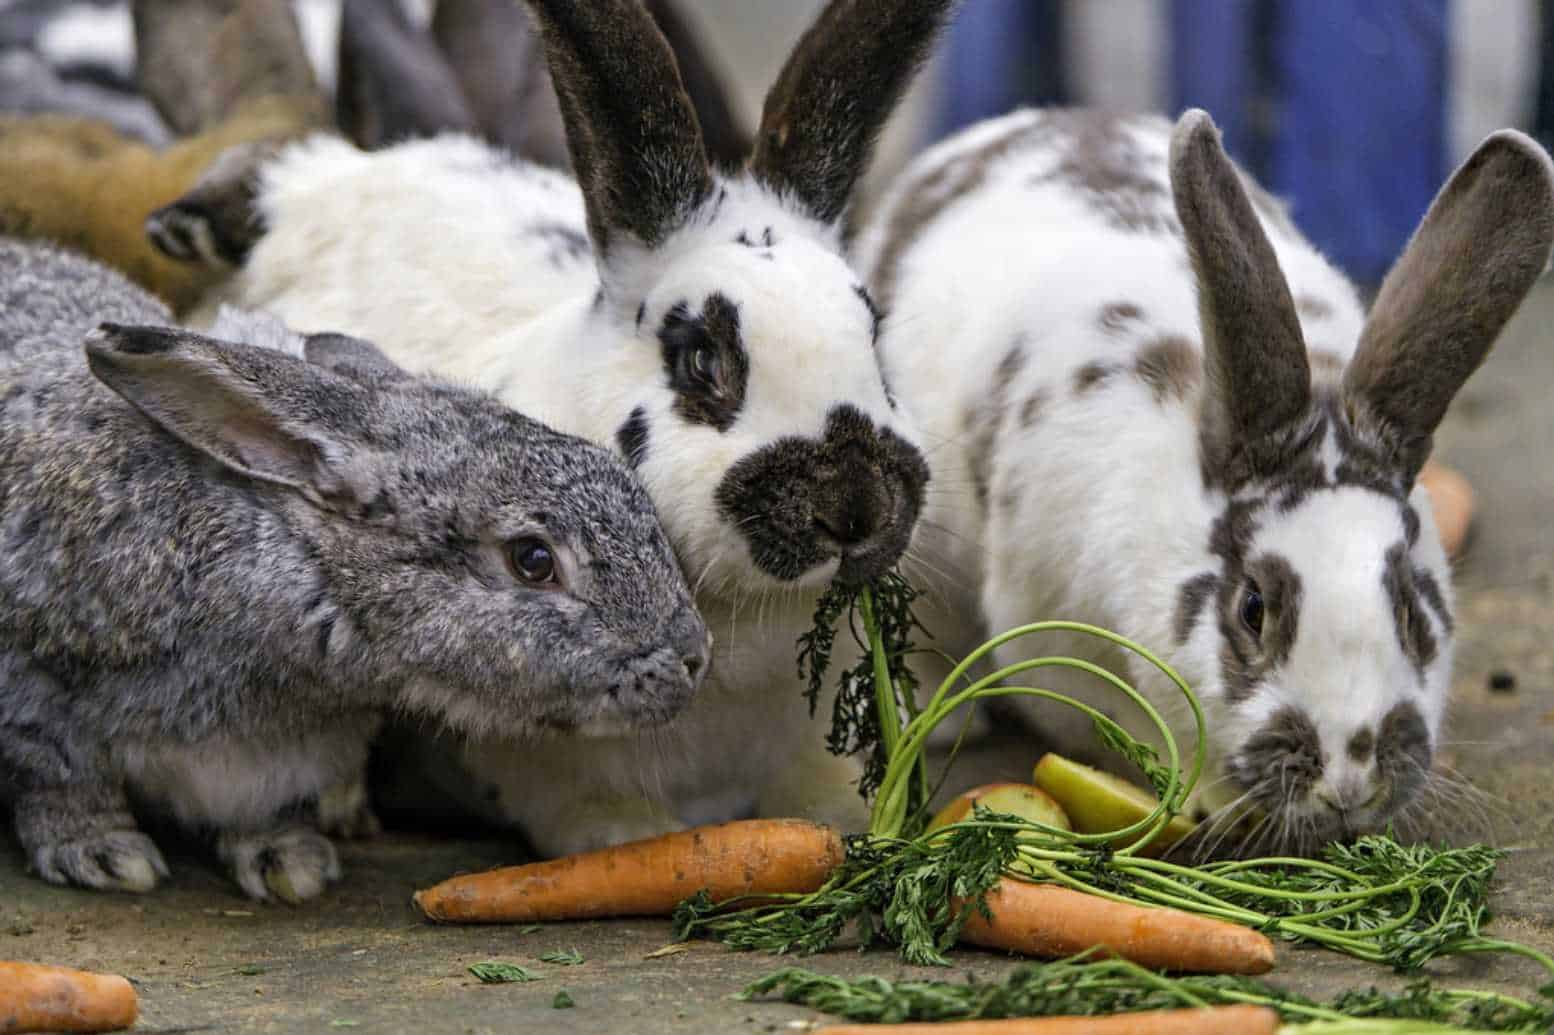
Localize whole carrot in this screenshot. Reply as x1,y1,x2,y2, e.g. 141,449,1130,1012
414,818,845,923
956,880,1276,975
817,1005,1279,1035
0,961,138,1034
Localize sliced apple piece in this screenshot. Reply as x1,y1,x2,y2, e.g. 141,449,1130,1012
928,782,1072,835
1033,753,1196,856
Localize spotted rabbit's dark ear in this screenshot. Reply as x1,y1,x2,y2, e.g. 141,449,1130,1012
131,0,325,136
1344,130,1554,484
1170,109,1311,491
336,0,479,150
522,0,712,256
749,0,958,226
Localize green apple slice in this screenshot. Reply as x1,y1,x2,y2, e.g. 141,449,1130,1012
1033,753,1196,856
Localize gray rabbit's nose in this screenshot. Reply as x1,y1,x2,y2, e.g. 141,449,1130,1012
677,622,714,690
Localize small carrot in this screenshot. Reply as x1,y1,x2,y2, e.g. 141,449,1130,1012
0,961,138,1034
817,1004,1279,1035
414,818,845,923
956,880,1276,975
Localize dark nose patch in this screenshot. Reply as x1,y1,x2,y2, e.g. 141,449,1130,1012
1346,727,1376,763
714,404,928,583
1229,706,1323,807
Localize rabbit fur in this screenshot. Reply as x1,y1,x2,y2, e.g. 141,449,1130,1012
0,237,709,898
167,0,956,855
854,108,1554,854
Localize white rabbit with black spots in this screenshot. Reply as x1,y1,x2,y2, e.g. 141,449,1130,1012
157,0,956,855
855,108,1554,854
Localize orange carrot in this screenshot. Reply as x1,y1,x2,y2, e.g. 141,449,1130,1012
0,961,138,1034
413,818,845,923
956,880,1276,975
1417,459,1475,560
817,1005,1279,1035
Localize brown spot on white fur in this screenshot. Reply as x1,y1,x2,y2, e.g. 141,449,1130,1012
1382,543,1438,676
965,340,1027,509
1133,334,1201,404
870,116,1047,310
1098,301,1146,335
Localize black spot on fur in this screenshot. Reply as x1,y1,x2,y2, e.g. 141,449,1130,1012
635,301,646,329
735,227,776,247
854,284,884,343
714,404,928,584
316,614,337,659
1346,727,1376,763
1173,571,1218,644
527,223,590,268
659,293,749,432
615,406,650,470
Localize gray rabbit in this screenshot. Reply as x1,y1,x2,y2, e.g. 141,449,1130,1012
0,238,709,901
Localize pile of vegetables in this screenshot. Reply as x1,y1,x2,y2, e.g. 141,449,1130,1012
414,572,1554,1033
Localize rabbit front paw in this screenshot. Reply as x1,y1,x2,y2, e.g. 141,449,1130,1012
31,830,170,894
217,827,342,903
313,777,382,840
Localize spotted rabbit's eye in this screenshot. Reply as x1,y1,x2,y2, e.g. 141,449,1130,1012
689,344,719,385
509,538,557,585
1241,583,1265,637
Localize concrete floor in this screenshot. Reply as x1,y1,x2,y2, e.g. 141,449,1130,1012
4,284,1554,1031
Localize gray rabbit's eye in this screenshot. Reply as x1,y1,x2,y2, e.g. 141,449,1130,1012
1241,582,1265,636
509,538,558,585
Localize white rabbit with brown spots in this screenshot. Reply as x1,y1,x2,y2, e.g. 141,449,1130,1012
855,108,1554,854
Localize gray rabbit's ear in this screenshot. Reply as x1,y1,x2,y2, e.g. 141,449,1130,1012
749,0,957,226
131,0,324,136
304,332,412,385
86,323,383,513
641,0,749,168
522,0,712,255
1170,108,1311,490
336,0,479,150
431,0,566,164
1344,130,1554,483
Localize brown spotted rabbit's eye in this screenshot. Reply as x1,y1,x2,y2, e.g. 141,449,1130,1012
509,538,557,585
1241,583,1265,636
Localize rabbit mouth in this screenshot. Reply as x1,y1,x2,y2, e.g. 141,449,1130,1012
714,404,929,585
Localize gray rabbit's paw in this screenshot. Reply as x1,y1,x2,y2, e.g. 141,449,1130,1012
218,828,342,904
31,830,170,894
314,779,382,840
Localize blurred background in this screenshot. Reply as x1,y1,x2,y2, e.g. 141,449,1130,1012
0,0,1548,288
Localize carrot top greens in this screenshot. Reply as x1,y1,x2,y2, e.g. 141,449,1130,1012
675,571,1554,1032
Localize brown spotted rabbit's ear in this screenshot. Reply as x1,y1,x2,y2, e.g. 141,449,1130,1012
1344,131,1554,483
749,0,958,226
336,0,479,151
1169,108,1311,490
522,0,712,256
131,0,324,136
